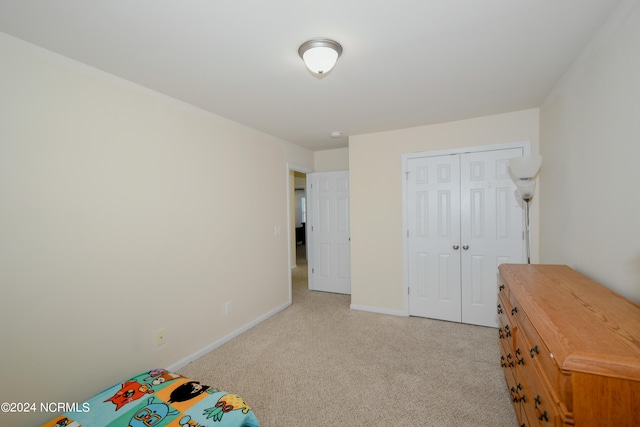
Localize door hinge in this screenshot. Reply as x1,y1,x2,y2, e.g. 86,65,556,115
407,230,409,238
408,287,410,295
405,171,410,180
312,268,314,274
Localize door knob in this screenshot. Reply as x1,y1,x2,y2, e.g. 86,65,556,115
462,245,469,250
453,245,459,250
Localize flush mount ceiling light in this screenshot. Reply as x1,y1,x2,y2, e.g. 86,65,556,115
298,38,343,76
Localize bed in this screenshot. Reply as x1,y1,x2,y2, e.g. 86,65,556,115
41,369,260,427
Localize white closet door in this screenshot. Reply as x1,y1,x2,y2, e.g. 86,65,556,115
406,147,525,327
460,148,524,327
407,155,461,322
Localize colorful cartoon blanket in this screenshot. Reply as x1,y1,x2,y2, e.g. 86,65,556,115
42,369,260,427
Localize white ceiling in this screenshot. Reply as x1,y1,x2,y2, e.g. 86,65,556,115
0,0,622,151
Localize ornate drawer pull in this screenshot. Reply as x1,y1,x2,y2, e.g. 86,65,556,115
530,345,539,358
513,387,525,403
534,395,549,421
511,306,518,315
497,304,503,314
499,284,505,291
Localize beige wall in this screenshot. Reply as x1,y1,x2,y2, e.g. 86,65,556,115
349,109,540,312
540,0,640,302
314,147,349,171
0,33,312,426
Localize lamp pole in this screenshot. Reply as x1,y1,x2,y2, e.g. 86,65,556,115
523,197,532,264
508,154,542,266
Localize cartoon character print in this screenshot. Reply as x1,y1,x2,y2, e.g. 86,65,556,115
52,417,71,427
168,381,211,403
146,369,167,378
128,397,179,427
202,394,252,422
178,414,208,427
142,369,183,387
104,380,154,410
105,369,183,410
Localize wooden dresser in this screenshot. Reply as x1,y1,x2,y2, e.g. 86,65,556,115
497,264,640,426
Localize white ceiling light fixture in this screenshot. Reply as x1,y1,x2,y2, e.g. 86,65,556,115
298,38,343,77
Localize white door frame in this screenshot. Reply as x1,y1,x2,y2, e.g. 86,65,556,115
401,141,531,316
286,163,313,304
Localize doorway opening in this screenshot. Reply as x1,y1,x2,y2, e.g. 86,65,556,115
290,169,309,301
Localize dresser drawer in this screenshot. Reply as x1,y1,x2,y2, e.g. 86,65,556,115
501,348,519,404
519,378,561,427
516,337,563,426
498,310,524,424
498,292,514,349
511,297,573,413
498,275,510,299
500,339,523,425
499,315,515,367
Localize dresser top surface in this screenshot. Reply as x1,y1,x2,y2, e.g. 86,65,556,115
499,264,640,378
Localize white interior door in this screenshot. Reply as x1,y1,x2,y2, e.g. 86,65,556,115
407,155,461,322
307,171,351,294
460,148,524,327
407,147,524,327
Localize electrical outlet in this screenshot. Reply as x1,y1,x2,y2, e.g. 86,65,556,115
156,329,166,346
225,301,232,314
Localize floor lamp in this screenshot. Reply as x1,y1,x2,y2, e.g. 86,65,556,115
508,155,542,264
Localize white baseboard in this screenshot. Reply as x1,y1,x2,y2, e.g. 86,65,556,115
167,300,292,372
350,304,408,317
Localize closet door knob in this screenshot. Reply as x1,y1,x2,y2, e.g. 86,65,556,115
462,245,469,250
453,245,459,250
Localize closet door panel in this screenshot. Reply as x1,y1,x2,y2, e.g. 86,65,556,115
460,149,524,327
407,155,461,322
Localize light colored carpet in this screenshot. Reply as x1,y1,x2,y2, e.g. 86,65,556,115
179,246,517,426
